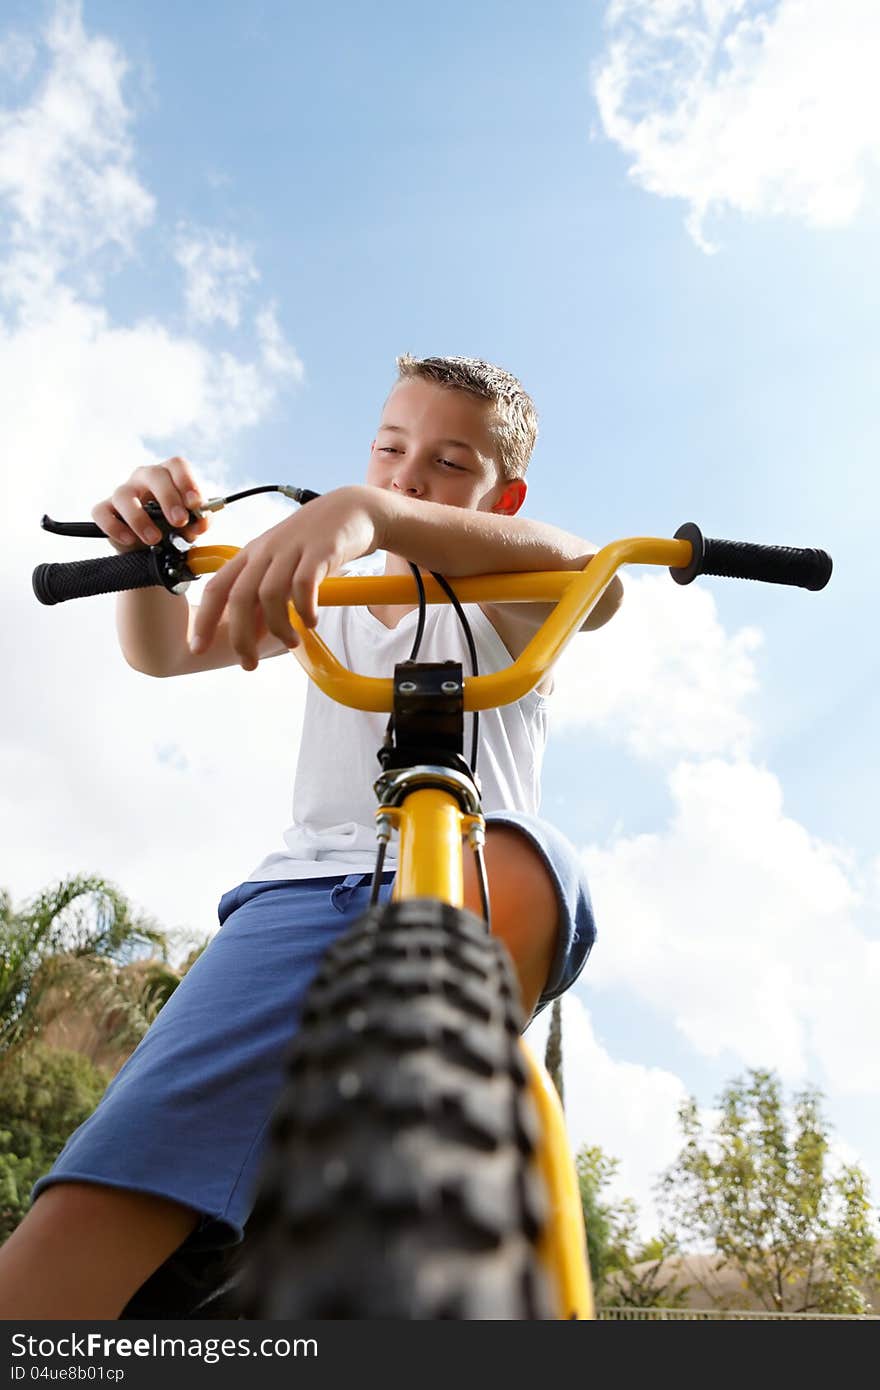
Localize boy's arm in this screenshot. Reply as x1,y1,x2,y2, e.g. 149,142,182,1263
190,485,623,669
384,508,623,667
366,487,624,665
116,587,289,677
94,457,291,676
371,492,623,687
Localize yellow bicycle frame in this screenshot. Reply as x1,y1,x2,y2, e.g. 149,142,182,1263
187,535,692,1319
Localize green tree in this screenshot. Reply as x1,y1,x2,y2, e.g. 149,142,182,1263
0,1042,109,1240
36,952,184,1065
614,1231,690,1309
0,874,168,1058
0,876,200,1245
577,1144,629,1297
576,1144,687,1309
657,1068,880,1314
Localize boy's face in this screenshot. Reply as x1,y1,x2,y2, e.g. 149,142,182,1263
366,379,526,516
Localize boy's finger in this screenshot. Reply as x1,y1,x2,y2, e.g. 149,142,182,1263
226,563,269,665
113,492,162,547
134,509,163,546
229,600,264,669
153,484,190,529
163,457,203,510
291,558,326,630
260,558,300,647
182,515,210,543
189,557,241,652
93,500,140,549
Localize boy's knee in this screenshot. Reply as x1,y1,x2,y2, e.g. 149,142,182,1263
463,824,560,1018
483,824,558,920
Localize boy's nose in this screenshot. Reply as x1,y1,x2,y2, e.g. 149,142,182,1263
391,472,425,497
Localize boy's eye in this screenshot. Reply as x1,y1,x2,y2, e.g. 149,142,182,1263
377,445,465,470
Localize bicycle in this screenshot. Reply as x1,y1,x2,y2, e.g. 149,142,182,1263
33,490,832,1319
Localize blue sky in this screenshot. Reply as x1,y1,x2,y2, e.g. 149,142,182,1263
2,0,878,1239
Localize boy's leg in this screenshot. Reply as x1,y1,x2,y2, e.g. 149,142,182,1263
2,876,398,1322
7,878,377,1322
462,824,558,1019
0,1183,198,1319
461,814,596,1022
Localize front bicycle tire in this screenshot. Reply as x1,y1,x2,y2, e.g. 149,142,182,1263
238,897,554,1319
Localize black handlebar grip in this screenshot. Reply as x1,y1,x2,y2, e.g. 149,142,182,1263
670,523,832,591
32,549,163,606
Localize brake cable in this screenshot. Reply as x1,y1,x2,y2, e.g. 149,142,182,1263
195,484,322,512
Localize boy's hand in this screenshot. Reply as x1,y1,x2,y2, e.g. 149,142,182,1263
189,486,385,670
92,459,210,553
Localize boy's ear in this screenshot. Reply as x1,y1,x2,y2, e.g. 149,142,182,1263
491,479,527,516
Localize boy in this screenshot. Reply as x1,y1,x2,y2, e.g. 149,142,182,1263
0,355,622,1318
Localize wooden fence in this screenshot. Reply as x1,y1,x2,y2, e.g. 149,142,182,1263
599,1306,879,1320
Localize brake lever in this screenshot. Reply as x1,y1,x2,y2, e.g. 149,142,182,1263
40,500,198,541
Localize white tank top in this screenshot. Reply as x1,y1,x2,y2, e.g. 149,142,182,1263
246,558,550,882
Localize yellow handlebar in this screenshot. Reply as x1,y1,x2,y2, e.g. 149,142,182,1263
187,536,691,712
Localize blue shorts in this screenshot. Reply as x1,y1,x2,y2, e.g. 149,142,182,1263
32,811,594,1253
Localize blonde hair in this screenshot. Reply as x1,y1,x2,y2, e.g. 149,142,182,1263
394,353,538,480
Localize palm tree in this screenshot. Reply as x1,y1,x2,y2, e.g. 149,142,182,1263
0,876,189,1241
544,996,564,1107
0,873,169,1061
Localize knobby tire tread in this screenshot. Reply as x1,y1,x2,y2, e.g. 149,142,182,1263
237,898,553,1320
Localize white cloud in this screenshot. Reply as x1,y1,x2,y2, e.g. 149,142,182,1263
0,3,307,943
0,30,37,81
256,303,305,382
526,995,689,1235
1,294,310,934
174,227,260,328
594,0,880,250
581,757,879,1092
0,0,154,301
871,856,880,915
552,572,762,761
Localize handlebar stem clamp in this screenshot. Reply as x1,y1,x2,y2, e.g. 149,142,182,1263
377,660,466,772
